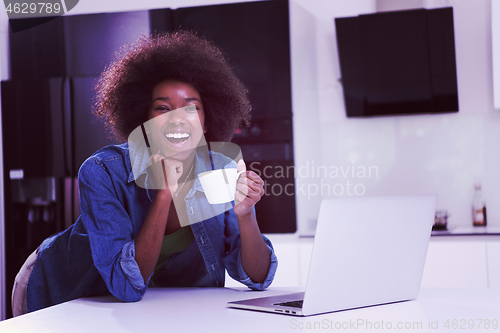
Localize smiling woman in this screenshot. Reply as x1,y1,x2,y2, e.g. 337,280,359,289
10,31,278,316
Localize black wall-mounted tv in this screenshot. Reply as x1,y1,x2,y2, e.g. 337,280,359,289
335,7,459,117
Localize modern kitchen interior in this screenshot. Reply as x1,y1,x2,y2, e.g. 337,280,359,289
0,0,499,324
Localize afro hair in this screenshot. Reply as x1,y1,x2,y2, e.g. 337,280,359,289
93,31,252,143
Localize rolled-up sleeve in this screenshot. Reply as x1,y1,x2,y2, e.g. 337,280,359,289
119,241,149,291
79,158,148,302
235,235,278,290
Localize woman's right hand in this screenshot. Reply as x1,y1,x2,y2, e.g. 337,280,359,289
149,154,183,195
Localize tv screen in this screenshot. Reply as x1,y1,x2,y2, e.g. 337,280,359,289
335,7,458,117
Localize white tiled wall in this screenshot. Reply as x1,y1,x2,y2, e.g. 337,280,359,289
291,0,500,235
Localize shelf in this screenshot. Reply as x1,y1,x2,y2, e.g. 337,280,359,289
432,226,500,236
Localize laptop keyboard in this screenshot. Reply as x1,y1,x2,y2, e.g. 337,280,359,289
274,299,304,308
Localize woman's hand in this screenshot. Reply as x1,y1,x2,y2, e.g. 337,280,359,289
149,153,183,194
234,159,264,217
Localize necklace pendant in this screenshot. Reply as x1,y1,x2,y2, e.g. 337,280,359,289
173,162,194,198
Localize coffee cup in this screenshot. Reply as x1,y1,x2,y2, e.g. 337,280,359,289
198,168,245,204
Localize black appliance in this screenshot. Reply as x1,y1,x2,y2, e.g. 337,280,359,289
335,7,459,117
2,0,295,318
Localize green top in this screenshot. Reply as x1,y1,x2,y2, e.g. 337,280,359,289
153,226,195,276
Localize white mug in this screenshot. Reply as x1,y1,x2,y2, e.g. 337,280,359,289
198,169,245,204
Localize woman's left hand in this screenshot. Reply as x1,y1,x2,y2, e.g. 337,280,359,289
234,159,264,217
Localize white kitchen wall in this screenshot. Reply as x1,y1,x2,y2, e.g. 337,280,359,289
290,0,376,234
291,0,500,235
494,0,500,109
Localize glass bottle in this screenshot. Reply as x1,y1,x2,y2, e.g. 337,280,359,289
472,183,487,227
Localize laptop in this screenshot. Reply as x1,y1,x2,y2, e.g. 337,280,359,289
227,194,437,316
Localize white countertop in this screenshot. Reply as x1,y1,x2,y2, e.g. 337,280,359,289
0,287,499,333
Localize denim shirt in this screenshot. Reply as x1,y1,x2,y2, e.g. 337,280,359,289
26,143,278,313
